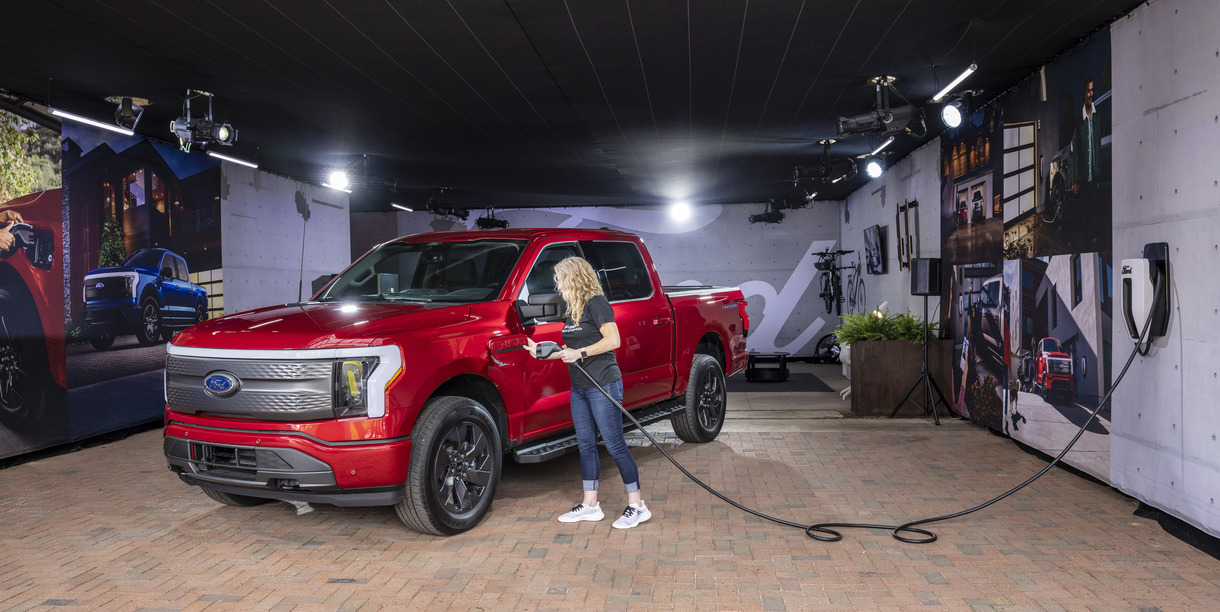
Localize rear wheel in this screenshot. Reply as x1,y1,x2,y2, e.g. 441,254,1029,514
671,354,726,443
813,333,840,364
136,298,161,346
0,285,49,430
396,396,502,535
202,487,272,507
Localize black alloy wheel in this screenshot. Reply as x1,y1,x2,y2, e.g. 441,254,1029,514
136,298,161,346
672,354,726,443
90,333,115,350
396,396,502,536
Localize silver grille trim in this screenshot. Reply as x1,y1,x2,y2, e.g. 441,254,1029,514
167,355,334,421
165,344,403,419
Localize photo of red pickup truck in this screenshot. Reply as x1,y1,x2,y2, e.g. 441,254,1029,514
163,228,748,535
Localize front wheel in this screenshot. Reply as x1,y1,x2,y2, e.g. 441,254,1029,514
136,298,161,346
90,333,115,351
0,285,49,430
671,354,726,443
396,396,502,536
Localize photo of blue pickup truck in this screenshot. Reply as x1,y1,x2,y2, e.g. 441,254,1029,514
82,248,208,350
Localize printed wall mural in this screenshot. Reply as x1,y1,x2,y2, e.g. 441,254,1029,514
940,31,1113,481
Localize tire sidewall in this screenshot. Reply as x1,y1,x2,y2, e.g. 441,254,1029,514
136,298,161,345
406,396,502,535
675,354,726,443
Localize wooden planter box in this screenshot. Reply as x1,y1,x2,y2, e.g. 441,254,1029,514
849,339,953,417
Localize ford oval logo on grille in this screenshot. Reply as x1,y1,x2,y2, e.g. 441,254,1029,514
96,281,104,289
204,371,241,398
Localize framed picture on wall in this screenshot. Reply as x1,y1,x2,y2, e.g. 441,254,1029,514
864,224,886,274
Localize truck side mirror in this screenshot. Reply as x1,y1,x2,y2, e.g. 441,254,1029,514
517,292,564,325
162,266,174,279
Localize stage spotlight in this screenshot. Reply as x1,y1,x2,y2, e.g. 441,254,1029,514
170,90,237,150
837,104,921,136
476,216,509,229
324,170,351,192
864,156,884,179
748,210,784,224
941,101,963,128
670,201,692,222
112,96,145,131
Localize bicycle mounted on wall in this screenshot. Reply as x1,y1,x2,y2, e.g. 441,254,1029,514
811,248,856,364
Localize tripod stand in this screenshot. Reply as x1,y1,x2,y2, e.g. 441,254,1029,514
889,295,951,425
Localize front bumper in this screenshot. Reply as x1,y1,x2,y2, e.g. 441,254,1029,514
83,303,140,334
164,423,412,506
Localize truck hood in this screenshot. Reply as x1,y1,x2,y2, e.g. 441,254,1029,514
85,265,154,276
173,301,473,350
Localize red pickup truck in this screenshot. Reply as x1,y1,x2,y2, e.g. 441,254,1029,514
164,228,748,534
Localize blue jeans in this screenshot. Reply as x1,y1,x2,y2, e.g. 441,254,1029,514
569,379,640,493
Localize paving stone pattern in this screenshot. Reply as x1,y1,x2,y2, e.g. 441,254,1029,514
1,401,1218,609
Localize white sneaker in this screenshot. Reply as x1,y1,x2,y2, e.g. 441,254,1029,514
558,503,604,523
612,503,651,529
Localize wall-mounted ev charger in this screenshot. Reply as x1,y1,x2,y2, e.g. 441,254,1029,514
1120,242,1170,354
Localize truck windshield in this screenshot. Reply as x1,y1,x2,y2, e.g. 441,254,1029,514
122,250,163,269
318,239,527,304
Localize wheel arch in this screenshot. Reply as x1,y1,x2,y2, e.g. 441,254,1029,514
429,373,509,449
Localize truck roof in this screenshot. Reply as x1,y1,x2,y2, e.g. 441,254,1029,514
391,227,641,243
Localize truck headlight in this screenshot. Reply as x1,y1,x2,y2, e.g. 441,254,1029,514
333,358,378,417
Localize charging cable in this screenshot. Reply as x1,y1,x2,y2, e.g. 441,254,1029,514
536,275,1160,543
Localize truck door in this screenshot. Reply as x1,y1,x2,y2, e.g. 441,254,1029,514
517,242,584,437
580,240,675,409
163,254,193,323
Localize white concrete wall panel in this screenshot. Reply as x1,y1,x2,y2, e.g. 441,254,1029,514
220,165,351,314
1110,0,1220,537
840,141,943,320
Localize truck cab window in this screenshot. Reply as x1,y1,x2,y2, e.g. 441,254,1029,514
520,243,581,301
580,241,652,301
320,239,525,304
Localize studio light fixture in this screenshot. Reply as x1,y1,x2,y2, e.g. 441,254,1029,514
793,139,857,185
323,170,351,192
837,76,924,137
51,107,135,136
864,155,884,179
476,208,509,229
391,203,413,212
109,96,146,131
170,89,237,151
669,201,692,222
749,210,784,224
207,150,258,169
931,63,977,103
941,100,964,128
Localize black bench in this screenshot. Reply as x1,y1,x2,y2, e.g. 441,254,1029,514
745,351,790,382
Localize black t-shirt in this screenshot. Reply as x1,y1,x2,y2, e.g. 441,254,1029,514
561,294,622,388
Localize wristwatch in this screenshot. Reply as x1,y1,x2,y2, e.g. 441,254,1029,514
581,349,588,359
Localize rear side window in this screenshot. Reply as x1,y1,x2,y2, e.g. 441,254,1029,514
581,241,652,302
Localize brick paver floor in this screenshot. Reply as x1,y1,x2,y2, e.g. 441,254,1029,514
2,393,1218,610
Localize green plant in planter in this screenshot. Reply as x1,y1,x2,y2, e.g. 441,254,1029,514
833,309,939,346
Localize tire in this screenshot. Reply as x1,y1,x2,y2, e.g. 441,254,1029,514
1044,178,1064,223
202,487,272,507
813,333,840,364
0,285,49,430
90,333,115,351
820,276,834,314
671,354,726,443
395,396,502,536
195,302,208,325
136,298,161,346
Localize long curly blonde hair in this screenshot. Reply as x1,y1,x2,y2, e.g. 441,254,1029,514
553,257,604,324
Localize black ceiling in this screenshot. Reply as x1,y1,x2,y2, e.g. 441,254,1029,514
1,0,1137,212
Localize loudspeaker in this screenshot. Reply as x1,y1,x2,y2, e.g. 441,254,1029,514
911,258,942,296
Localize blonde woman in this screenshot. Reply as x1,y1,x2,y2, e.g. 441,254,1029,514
525,256,650,529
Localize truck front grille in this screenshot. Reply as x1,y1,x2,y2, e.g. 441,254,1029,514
84,275,129,301
166,355,334,421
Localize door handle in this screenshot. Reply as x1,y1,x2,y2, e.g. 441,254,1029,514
653,317,672,326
